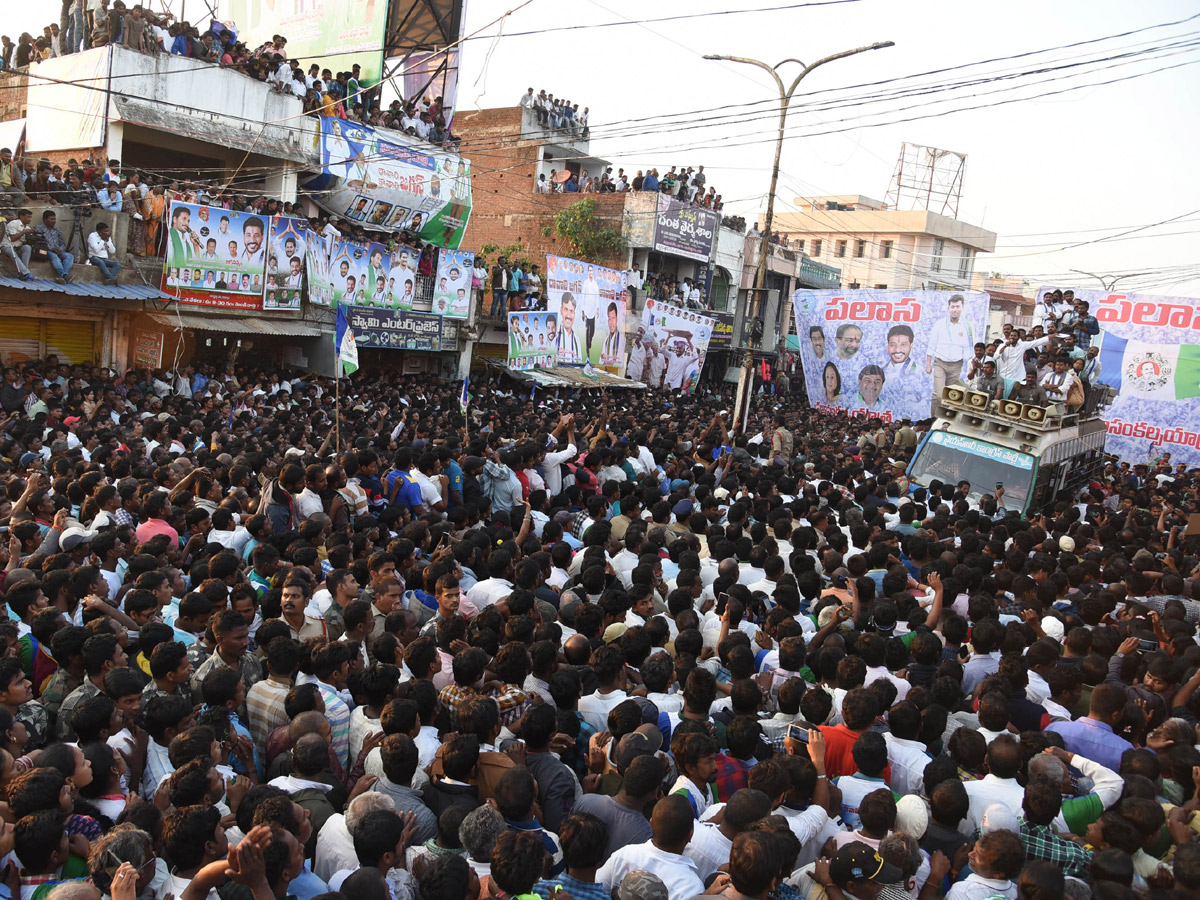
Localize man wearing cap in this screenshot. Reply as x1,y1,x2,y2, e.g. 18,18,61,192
813,840,911,900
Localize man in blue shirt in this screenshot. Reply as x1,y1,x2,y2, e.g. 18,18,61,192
442,448,463,508
386,447,425,514
1045,683,1131,772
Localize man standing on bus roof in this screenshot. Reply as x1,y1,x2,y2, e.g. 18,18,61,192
994,326,1049,400
925,294,976,415
1008,369,1047,406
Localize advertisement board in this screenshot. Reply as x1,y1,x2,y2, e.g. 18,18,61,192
1039,286,1200,466
652,194,718,263
629,299,716,393
541,255,629,376
708,311,736,349
792,289,989,423
217,0,387,81
264,216,308,311
161,201,266,311
349,306,443,351
133,331,164,369
433,249,474,318
319,118,472,248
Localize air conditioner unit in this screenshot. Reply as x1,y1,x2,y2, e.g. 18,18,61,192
965,391,990,410
942,386,966,406
1022,404,1047,423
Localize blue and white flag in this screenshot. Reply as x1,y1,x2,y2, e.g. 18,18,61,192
335,301,359,376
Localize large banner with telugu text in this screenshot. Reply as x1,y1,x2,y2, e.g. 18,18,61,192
1039,286,1200,466
792,289,989,423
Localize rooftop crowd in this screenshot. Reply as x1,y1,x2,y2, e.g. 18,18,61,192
536,164,721,211
2,14,458,151
0,344,1191,900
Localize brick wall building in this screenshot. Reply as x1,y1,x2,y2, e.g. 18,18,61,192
455,106,625,268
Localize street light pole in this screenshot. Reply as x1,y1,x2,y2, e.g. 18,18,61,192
706,42,894,433
1068,269,1149,292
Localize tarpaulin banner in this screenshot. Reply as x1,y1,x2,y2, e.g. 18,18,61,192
318,118,471,248
792,289,989,422
161,201,266,311
507,311,560,371
305,231,334,307
264,216,308,311
630,299,716,393
1038,286,1200,466
433,249,474,318
541,255,629,376
326,236,421,309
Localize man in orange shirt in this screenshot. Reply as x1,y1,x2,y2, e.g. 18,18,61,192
818,686,891,781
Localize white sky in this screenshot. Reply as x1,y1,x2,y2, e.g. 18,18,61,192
8,0,1199,296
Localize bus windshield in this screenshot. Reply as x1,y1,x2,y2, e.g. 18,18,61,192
908,430,1035,511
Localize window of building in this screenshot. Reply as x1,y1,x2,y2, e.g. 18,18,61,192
880,240,893,259
793,239,804,253
874,284,888,289
849,282,861,289
811,239,822,258
931,238,945,272
855,240,865,258
835,240,847,258
958,246,973,279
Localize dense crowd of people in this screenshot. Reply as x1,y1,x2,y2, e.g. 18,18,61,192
520,89,589,139
0,352,1190,900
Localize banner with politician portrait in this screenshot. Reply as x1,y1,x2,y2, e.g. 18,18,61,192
161,201,267,310
263,216,307,311
432,249,474,318
506,312,560,371
629,299,716,394
792,289,989,422
318,117,472,248
1037,286,1200,467
543,255,628,376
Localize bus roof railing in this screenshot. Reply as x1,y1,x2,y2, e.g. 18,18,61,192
934,385,1115,434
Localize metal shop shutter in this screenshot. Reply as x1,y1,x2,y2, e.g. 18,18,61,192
45,320,96,365
0,318,42,367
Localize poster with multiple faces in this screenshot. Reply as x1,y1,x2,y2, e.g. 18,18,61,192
541,255,629,376
305,231,334,307
263,216,308,311
433,249,474,318
507,311,560,370
326,236,423,309
161,201,268,310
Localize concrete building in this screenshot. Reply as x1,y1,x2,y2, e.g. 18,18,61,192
768,194,997,292
0,44,468,378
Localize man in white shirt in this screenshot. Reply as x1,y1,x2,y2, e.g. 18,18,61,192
597,795,704,900
87,222,121,284
577,645,628,733
1040,357,1078,410
882,707,930,796
960,735,1025,837
925,293,975,415
579,266,602,360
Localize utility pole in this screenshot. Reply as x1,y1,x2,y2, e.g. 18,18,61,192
705,42,894,433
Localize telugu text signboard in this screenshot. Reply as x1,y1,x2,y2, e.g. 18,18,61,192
652,195,718,263
348,306,443,351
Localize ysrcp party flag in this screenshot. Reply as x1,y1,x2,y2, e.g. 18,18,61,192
1040,286,1200,465
335,301,359,376
792,289,988,423
263,216,307,311
433,249,474,318
161,201,267,310
543,255,629,376
633,299,716,394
